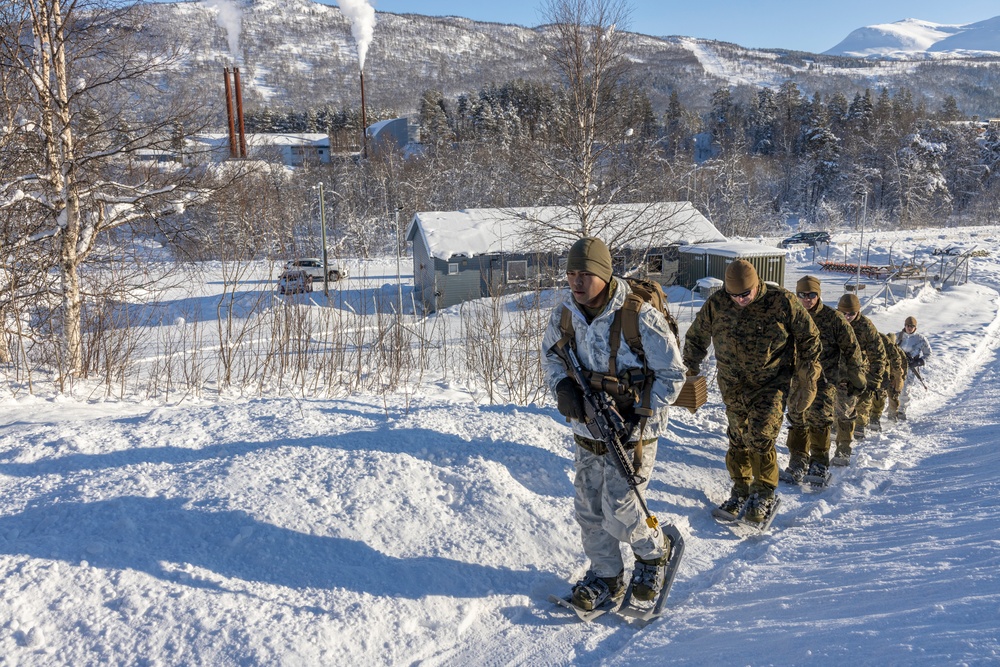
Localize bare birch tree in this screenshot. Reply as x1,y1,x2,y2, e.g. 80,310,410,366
0,0,221,379
516,0,688,254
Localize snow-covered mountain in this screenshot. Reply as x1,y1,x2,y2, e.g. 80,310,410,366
137,1,1000,119
825,15,1000,58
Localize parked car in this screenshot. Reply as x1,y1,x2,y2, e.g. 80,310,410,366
779,231,831,248
283,258,346,282
277,270,313,294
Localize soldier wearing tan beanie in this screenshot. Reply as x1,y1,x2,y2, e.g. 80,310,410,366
831,292,886,460
724,259,759,300
684,259,821,525
897,315,931,420
783,276,865,484
796,275,821,295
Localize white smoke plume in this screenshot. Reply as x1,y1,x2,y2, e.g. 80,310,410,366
204,0,243,61
337,0,377,72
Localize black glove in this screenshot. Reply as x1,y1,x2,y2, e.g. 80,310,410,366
911,355,925,368
556,377,585,422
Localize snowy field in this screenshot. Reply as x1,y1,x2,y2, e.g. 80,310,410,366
2,226,999,666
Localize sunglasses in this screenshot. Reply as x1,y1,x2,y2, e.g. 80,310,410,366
905,324,916,329
797,292,819,299
843,311,858,319
726,288,753,299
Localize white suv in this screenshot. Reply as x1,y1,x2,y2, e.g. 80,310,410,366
283,258,346,282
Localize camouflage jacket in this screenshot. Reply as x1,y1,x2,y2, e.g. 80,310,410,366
849,313,887,390
809,301,866,390
897,329,932,362
683,281,821,393
541,279,687,442
881,333,906,393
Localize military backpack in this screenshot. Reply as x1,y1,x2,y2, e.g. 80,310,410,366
558,276,680,421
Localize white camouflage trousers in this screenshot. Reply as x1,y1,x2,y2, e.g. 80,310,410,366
899,368,921,413
574,439,665,578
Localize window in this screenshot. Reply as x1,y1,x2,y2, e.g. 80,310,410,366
507,260,528,282
448,263,459,275
646,254,664,274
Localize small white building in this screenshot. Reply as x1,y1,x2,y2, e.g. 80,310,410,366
189,133,333,165
406,202,726,313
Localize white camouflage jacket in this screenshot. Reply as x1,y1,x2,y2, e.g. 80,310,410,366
541,279,687,442
897,329,932,362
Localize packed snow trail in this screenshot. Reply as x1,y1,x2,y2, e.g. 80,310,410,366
2,229,1000,665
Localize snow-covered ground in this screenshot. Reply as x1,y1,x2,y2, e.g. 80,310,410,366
2,226,1000,665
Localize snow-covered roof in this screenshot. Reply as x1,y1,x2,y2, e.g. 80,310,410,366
406,202,726,261
679,240,784,257
191,133,330,148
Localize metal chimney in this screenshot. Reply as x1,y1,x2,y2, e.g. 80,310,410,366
224,68,238,159
360,70,368,159
233,67,248,159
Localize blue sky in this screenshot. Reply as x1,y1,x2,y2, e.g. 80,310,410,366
323,1,999,53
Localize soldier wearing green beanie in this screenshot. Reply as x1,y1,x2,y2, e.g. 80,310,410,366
541,237,687,611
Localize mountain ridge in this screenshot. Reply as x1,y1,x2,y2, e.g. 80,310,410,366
825,15,1000,58
140,1,1000,120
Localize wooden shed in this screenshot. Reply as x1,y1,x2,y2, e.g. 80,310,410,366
678,241,787,290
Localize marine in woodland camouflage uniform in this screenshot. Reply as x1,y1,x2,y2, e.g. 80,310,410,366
684,260,821,522
872,331,906,426
784,276,866,480
833,294,887,461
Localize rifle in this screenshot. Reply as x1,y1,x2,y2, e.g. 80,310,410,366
905,353,929,390
551,339,660,534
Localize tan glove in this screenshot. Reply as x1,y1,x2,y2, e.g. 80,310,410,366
787,362,819,414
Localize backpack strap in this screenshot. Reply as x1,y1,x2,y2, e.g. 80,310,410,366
558,304,575,348
619,294,644,360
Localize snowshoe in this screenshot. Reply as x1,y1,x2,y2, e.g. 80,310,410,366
802,461,831,486
733,494,781,531
712,488,748,521
779,460,807,485
618,525,685,623
549,570,625,622
571,570,624,611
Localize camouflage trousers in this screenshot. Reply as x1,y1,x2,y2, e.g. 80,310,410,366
834,388,859,454
574,437,664,578
721,383,786,494
870,388,892,422
854,389,878,428
786,382,836,465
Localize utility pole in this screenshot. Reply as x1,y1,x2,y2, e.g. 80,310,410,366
395,207,403,314
319,182,329,299
856,191,867,293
